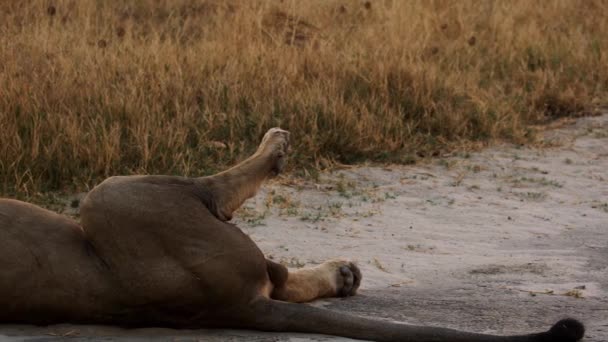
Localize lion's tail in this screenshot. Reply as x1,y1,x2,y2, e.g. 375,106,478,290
240,298,584,342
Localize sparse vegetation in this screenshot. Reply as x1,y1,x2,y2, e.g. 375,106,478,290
563,289,584,299
516,177,563,188
236,206,269,227
591,202,608,213
372,258,389,273
1,0,607,196
514,191,547,201
450,171,467,186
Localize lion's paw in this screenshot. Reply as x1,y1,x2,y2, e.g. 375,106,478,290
258,127,290,175
320,259,362,297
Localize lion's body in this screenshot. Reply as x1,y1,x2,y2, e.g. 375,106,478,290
78,175,270,327
0,128,585,342
0,176,271,327
0,199,113,323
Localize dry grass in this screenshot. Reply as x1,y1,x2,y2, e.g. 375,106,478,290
1,0,607,196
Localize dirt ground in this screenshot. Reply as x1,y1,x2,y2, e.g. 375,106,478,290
1,113,607,341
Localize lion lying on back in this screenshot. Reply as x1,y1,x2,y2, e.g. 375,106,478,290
0,128,584,341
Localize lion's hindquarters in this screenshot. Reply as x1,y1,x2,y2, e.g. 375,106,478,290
79,179,271,325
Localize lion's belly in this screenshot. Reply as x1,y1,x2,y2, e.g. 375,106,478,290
0,199,116,324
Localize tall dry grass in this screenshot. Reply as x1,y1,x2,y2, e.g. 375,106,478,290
1,0,607,196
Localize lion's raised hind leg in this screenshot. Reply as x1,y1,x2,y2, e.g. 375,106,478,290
267,259,361,303
198,128,290,221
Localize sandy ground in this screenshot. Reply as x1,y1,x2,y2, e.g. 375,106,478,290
1,113,607,341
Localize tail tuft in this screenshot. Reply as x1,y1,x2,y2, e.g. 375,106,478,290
546,318,585,342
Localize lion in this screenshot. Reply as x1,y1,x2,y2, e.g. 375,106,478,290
0,128,584,341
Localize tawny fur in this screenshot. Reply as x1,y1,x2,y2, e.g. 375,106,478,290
199,128,290,221
270,259,361,303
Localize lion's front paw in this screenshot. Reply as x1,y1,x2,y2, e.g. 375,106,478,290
258,127,290,175
320,259,362,297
